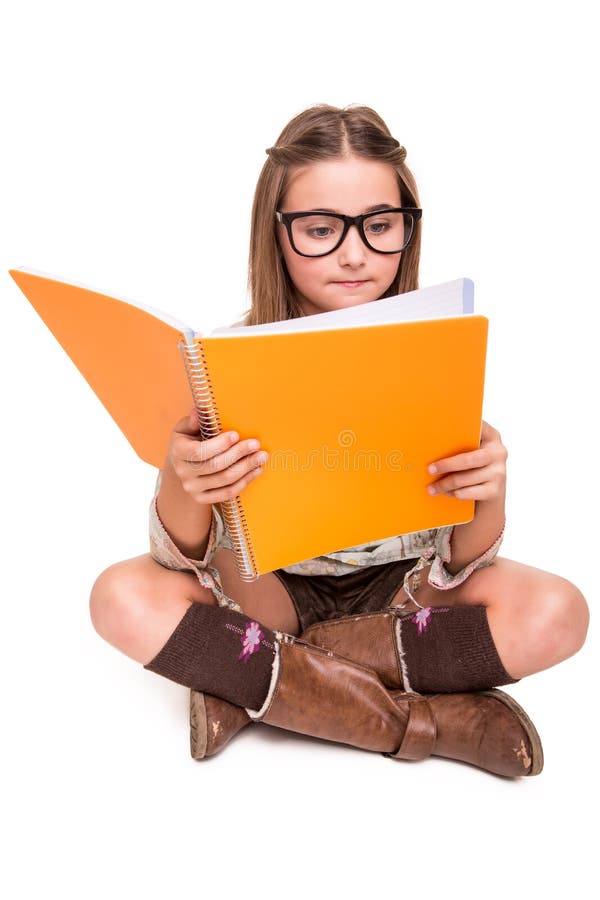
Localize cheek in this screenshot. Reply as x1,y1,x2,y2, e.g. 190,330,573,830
381,254,402,285
284,252,325,290
279,233,307,280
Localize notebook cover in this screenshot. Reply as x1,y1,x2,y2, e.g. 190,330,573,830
10,269,192,467
199,315,488,574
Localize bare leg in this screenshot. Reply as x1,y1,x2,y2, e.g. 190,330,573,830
390,556,589,680
89,550,301,665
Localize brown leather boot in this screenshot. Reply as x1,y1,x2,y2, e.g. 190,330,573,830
189,691,252,760
391,688,543,776
245,632,543,777
188,619,342,760
301,609,405,688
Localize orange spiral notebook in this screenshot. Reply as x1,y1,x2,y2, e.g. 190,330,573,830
9,268,488,580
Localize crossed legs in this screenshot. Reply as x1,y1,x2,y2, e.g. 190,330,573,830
89,549,588,682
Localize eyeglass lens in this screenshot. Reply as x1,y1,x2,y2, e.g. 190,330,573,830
290,211,415,256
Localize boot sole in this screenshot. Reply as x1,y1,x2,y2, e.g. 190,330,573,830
478,688,544,775
189,690,208,760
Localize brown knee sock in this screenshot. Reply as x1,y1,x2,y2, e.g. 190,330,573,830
143,603,278,711
397,605,518,693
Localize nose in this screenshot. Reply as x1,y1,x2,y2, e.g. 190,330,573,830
337,224,368,268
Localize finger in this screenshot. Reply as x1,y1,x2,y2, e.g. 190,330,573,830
192,463,265,504
428,447,492,475
179,433,266,479
197,437,265,473
428,464,495,495
191,445,267,485
176,429,241,467
480,420,501,445
173,408,203,435
444,482,497,501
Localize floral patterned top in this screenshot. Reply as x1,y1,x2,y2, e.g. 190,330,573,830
148,311,505,615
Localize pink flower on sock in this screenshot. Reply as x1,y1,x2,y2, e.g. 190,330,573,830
412,607,432,635
239,621,264,662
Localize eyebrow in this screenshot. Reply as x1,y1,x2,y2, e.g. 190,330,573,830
312,203,397,214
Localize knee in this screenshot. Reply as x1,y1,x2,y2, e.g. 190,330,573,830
536,578,590,663
89,561,147,647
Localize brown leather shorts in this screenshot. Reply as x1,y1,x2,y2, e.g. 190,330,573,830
272,559,417,633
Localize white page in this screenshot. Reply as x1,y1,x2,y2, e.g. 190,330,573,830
208,277,474,337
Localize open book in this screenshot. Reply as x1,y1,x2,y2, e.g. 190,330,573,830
9,268,487,580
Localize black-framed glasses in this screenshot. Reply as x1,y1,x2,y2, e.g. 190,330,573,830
275,207,422,258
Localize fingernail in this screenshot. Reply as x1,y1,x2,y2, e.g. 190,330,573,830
427,485,437,495
230,432,239,443
428,464,438,474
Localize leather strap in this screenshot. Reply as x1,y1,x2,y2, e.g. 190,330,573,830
387,693,436,760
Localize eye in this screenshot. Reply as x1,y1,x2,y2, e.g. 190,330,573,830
294,215,343,242
365,219,391,235
307,225,335,238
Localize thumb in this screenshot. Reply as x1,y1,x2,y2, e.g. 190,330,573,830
174,407,201,435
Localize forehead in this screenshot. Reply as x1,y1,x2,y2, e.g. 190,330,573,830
283,156,401,213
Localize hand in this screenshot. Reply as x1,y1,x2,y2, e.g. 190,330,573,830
426,420,507,502
167,409,269,504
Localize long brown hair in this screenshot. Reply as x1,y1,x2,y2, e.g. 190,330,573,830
244,104,421,326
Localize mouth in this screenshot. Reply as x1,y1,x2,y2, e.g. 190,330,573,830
332,280,370,288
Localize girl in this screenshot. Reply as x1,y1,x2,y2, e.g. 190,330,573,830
89,104,589,777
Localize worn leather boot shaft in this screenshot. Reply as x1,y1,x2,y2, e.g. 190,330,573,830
302,610,402,688
248,634,543,777
190,691,252,760
248,634,422,755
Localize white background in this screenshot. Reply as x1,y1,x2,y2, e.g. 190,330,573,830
1,1,597,898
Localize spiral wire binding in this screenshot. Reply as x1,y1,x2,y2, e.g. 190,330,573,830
179,336,258,581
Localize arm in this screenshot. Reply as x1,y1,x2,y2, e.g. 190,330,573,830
148,417,221,582
424,420,507,587
149,470,242,610
149,467,222,576
156,453,213,560
445,491,506,576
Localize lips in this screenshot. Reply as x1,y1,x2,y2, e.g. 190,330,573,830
333,280,369,287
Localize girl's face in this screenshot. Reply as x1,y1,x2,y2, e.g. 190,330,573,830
277,156,403,316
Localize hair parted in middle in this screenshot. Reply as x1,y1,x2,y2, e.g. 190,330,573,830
243,103,422,326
